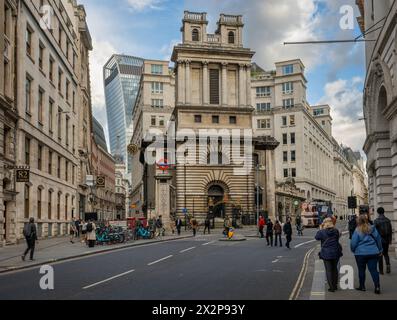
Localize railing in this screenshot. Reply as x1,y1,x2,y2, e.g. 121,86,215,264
220,14,242,24
184,11,206,21
207,34,220,43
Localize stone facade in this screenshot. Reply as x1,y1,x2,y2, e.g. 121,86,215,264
0,0,18,246
0,0,94,244
357,0,397,253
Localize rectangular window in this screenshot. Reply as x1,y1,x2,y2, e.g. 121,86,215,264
283,64,294,75
72,125,75,152
65,160,69,182
283,151,288,163
209,69,220,105
25,77,32,114
72,166,75,185
58,108,62,140
229,116,237,125
256,103,271,112
283,134,288,145
151,99,164,108
291,151,296,162
282,116,287,126
282,82,294,94
283,169,289,178
194,115,202,123
290,115,296,126
257,119,271,129
151,82,163,94
66,116,70,146
159,117,165,127
72,91,75,112
283,99,295,109
292,168,297,178
25,137,30,165
26,26,33,56
38,88,44,124
256,87,271,97
57,156,61,179
58,69,63,93
37,188,42,220
49,57,54,82
38,145,43,171
39,43,44,70
49,99,54,133
151,64,163,75
48,150,53,175
66,79,70,102
212,116,219,124
151,116,156,126
48,191,52,220
24,185,30,219
57,193,61,220
291,133,296,145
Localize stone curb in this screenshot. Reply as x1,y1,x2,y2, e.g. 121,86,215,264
0,235,193,275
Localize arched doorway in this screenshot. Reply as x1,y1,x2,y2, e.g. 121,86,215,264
208,185,226,219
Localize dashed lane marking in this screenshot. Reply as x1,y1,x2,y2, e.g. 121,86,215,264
180,247,196,253
83,269,135,290
147,255,173,266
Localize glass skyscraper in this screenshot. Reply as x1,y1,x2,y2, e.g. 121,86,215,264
103,54,144,177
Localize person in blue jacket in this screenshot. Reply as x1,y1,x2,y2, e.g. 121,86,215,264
351,215,383,294
315,218,343,292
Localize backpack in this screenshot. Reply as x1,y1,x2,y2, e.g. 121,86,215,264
86,223,93,233
23,223,32,238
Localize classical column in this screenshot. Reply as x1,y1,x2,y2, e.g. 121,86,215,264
202,61,209,105
246,63,252,107
177,60,185,105
185,60,191,105
222,62,228,106
238,64,246,107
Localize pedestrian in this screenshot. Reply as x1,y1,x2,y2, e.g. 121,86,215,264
22,218,38,261
156,216,164,237
86,220,97,248
266,219,274,247
348,215,357,240
283,218,293,249
315,218,343,292
204,216,211,235
258,215,265,239
74,218,81,238
374,207,393,275
351,215,383,294
69,219,77,244
176,217,183,236
191,217,198,237
296,215,303,236
274,221,283,247
81,220,88,244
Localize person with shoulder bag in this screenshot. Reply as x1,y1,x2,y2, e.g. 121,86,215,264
315,218,343,292
22,218,38,261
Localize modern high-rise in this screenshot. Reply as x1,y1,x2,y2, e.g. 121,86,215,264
103,54,144,179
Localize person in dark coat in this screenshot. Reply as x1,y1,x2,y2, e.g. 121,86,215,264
374,207,393,275
203,217,211,235
348,215,357,239
175,218,183,236
315,218,343,292
283,218,293,249
266,219,274,247
22,218,38,261
274,221,283,247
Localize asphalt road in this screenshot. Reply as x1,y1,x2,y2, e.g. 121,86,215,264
0,228,322,300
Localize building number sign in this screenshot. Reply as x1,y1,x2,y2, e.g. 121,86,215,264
16,169,30,183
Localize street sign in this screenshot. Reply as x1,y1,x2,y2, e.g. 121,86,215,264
96,176,106,188
86,175,95,187
16,169,30,183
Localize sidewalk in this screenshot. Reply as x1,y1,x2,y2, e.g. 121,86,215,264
0,231,194,274
310,234,397,300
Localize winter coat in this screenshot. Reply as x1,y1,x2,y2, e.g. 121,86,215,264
266,222,274,234
283,222,292,236
374,215,393,244
315,228,343,260
351,226,383,256
274,223,282,235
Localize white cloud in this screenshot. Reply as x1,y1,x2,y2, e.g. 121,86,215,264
126,0,165,11
317,78,366,152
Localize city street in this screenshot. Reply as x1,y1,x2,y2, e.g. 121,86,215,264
0,227,322,300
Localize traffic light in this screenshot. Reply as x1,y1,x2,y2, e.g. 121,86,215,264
348,196,357,209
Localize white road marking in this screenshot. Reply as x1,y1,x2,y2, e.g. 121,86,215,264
294,240,317,249
180,247,196,253
202,241,215,246
289,247,316,300
272,259,279,264
83,269,135,290
148,255,173,266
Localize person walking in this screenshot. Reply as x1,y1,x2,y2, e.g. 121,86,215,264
348,215,357,240
204,216,211,235
74,219,81,239
22,218,38,261
274,221,283,247
315,218,343,292
266,219,274,247
176,218,183,236
258,216,266,239
283,218,293,250
191,218,198,237
351,215,383,294
86,220,97,248
156,216,164,237
296,215,303,236
69,219,77,244
374,207,393,275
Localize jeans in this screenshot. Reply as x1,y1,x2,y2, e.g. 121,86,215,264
323,259,339,290
355,255,380,289
379,240,391,272
266,233,274,246
275,234,282,247
286,235,292,248
23,237,36,260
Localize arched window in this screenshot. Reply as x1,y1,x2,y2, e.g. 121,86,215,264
192,28,199,41
228,31,235,44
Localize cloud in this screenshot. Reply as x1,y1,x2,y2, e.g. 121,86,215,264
160,39,179,61
317,77,366,152
126,0,165,11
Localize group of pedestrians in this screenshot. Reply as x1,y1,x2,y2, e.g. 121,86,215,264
258,216,293,249
316,207,393,295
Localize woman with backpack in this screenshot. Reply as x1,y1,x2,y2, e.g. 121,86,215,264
315,218,343,292
86,220,97,248
351,215,383,294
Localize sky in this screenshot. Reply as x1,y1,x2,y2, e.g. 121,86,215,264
80,0,367,153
